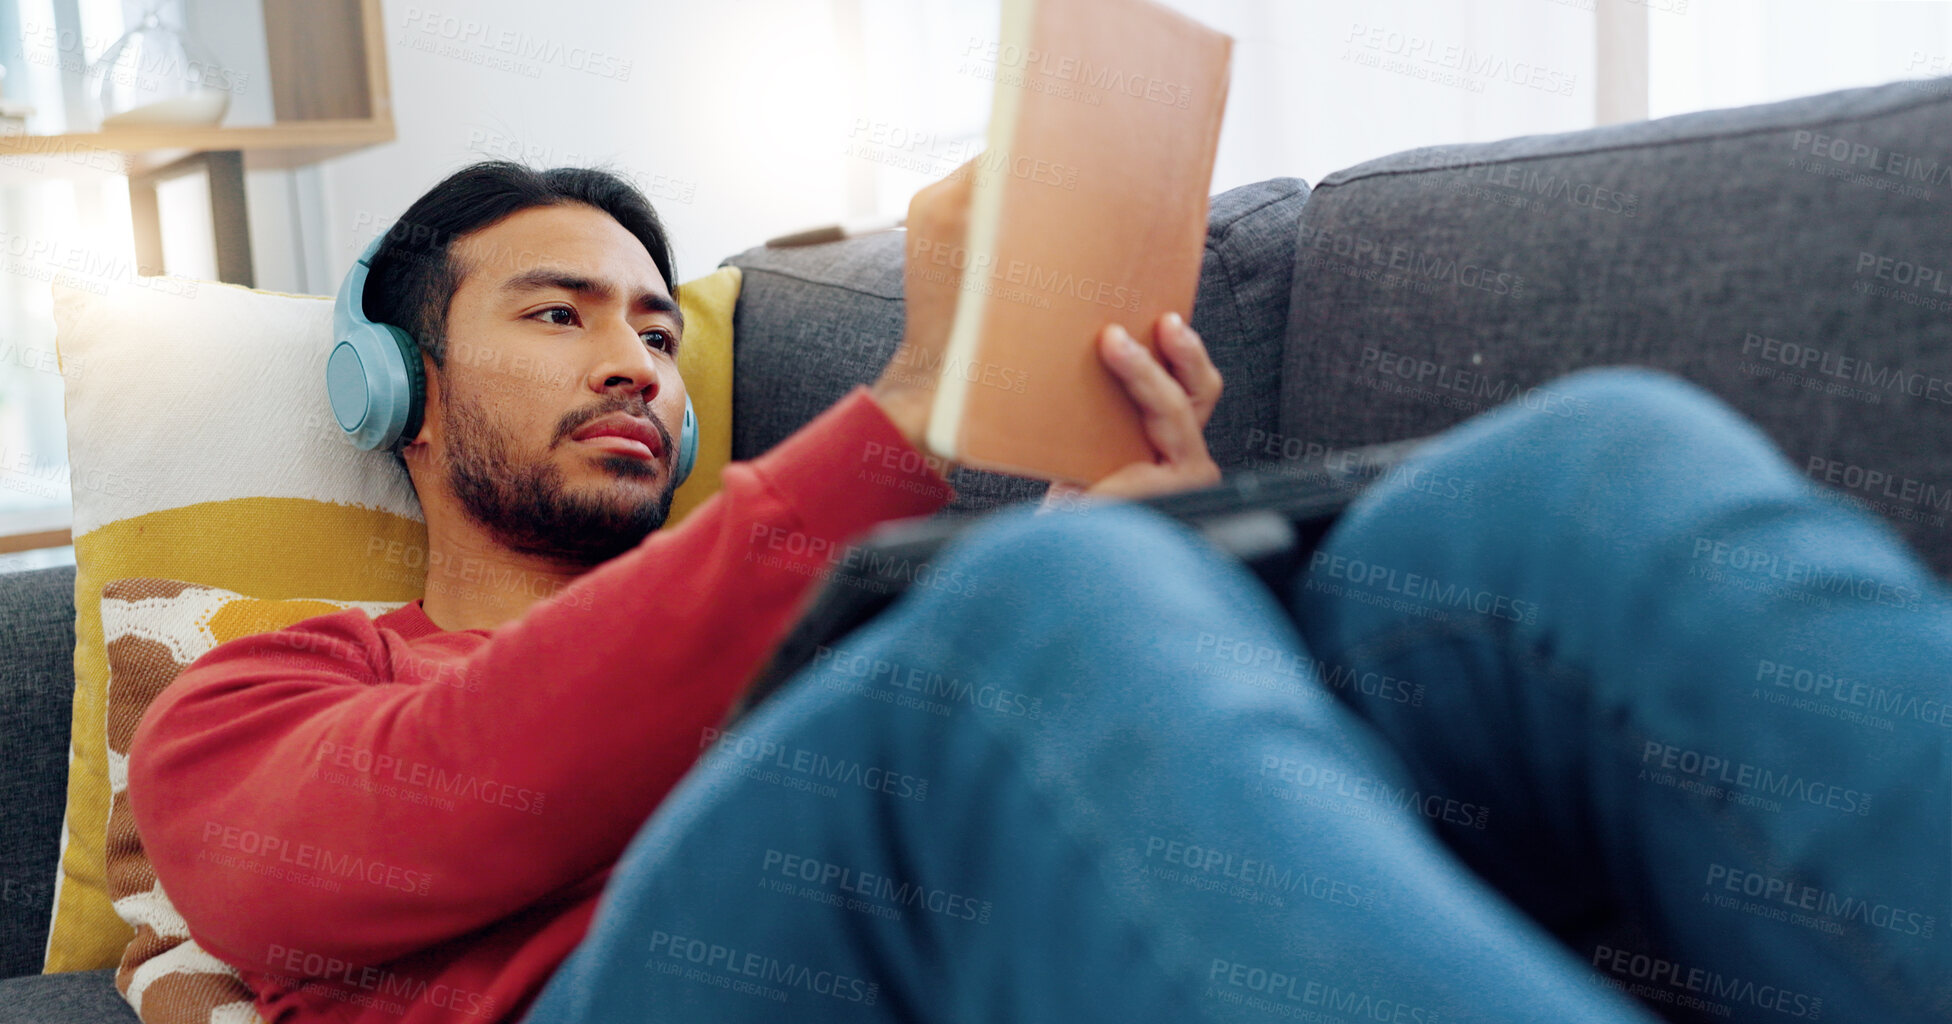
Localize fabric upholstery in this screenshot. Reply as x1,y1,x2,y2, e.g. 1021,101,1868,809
1282,76,1952,573
0,565,76,979
722,178,1313,517
0,970,139,1024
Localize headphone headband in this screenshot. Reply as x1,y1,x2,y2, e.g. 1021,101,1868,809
326,222,697,486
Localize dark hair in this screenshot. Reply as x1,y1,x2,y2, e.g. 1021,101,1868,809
363,160,679,380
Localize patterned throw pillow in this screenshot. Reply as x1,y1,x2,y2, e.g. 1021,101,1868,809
102,577,407,1024
47,266,741,974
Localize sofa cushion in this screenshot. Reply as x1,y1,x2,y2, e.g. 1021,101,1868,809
723,177,1311,517
1281,76,1952,573
101,578,404,1024
0,970,139,1024
0,565,75,980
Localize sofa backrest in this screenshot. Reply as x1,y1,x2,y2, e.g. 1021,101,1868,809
1282,77,1952,574
722,178,1312,517
0,564,78,978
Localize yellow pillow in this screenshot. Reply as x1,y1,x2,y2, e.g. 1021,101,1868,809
45,266,740,973
104,578,409,1024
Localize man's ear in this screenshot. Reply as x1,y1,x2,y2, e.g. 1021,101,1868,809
402,350,440,454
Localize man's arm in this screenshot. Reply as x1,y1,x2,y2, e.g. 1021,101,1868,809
129,385,953,970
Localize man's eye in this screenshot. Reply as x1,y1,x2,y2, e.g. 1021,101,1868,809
642,329,676,353
536,307,577,327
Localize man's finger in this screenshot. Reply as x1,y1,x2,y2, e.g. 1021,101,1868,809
1153,313,1223,423
1103,323,1204,465
904,160,977,268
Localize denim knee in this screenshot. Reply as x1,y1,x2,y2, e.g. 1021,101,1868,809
1411,367,1787,498
863,499,1300,704
1291,367,1817,656
935,499,1238,608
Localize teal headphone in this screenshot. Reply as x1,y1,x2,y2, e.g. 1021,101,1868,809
327,228,698,486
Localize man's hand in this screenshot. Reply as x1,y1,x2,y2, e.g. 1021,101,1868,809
869,159,977,475
1040,312,1224,511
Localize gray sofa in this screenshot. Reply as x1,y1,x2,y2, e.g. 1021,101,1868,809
5,74,1952,1021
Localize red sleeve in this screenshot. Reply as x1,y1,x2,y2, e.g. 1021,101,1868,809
128,385,956,969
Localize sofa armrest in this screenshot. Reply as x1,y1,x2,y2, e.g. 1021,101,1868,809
0,566,78,979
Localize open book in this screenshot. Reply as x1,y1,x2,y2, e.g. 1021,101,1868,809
923,0,1233,484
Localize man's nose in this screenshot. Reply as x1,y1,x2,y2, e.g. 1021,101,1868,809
588,321,661,401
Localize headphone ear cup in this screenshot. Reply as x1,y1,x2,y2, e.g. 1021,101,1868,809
386,324,427,448
675,394,698,487
327,321,424,452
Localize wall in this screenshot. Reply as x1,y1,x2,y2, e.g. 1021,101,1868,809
302,0,1607,292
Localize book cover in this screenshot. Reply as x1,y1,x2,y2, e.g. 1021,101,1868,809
924,0,1233,484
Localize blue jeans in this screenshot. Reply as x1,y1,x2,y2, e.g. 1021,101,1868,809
524,369,1950,1024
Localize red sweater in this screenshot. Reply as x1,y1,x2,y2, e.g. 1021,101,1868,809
128,386,956,1024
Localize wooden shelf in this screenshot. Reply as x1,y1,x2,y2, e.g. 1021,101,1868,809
0,118,396,154
0,118,396,174
0,526,71,555
0,506,73,555
0,0,393,173
0,119,395,155
0,0,401,285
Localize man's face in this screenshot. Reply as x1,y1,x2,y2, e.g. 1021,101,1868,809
415,203,686,567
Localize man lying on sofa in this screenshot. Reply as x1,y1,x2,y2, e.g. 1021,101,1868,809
123,157,1225,1021
130,160,1949,1024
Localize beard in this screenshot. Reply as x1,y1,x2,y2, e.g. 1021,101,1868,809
440,387,678,568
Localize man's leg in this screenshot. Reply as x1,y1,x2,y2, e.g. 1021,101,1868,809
524,498,1660,1023
1286,367,1952,1023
